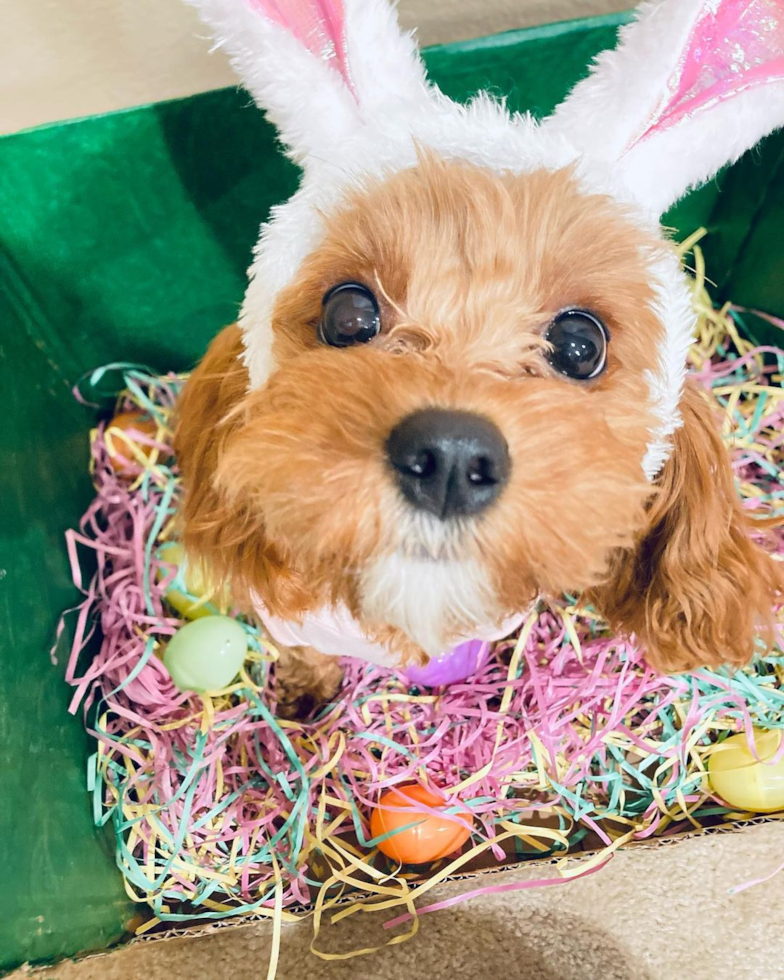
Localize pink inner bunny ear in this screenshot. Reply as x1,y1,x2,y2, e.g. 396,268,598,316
628,0,784,149
247,0,354,92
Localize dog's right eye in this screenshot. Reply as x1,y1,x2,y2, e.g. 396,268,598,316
544,309,608,380
319,282,381,348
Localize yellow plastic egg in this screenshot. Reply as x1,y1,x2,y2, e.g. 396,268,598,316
707,728,784,813
156,542,221,619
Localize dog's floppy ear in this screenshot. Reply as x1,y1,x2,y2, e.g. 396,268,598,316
185,0,430,167
174,325,305,610
590,382,781,672
545,0,784,216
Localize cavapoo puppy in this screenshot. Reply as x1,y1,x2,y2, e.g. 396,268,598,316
175,0,784,714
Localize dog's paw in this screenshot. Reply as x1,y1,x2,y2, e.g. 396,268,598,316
274,646,344,720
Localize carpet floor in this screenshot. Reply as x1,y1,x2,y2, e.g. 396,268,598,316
14,820,784,980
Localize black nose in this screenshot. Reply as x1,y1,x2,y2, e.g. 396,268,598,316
386,409,510,519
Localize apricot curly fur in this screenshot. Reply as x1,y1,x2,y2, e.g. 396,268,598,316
589,382,783,671
174,325,309,615
175,157,779,695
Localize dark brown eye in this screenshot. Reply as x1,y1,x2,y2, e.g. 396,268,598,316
545,309,608,380
319,282,381,348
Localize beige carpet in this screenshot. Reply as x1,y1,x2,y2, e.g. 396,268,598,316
15,821,784,980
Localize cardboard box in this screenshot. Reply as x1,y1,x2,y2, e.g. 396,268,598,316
2,10,783,974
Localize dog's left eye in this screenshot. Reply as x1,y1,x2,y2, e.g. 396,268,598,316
319,282,381,348
544,309,608,380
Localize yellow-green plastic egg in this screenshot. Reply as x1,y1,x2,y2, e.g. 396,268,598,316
163,616,248,693
707,728,784,813
156,542,218,620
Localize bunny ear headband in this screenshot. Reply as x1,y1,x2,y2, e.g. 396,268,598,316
188,0,784,478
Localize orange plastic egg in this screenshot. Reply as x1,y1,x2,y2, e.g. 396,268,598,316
105,411,160,473
369,785,472,864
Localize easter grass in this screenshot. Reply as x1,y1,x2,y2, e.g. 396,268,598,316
61,235,784,962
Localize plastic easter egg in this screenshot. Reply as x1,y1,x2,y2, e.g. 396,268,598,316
163,616,248,693
106,411,159,473
369,785,472,864
405,639,490,687
708,728,784,813
156,542,219,620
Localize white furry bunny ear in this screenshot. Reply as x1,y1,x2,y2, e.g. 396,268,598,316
546,0,784,216
186,0,429,167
